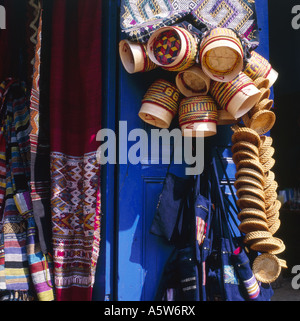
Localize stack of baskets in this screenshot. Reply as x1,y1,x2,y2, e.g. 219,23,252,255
231,126,286,284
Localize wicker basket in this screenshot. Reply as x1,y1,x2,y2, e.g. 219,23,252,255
252,253,281,283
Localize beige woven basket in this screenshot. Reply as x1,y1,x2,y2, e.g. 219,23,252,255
250,236,282,253
238,208,267,222
249,110,276,136
232,127,261,148
237,195,266,211
254,77,270,89
236,185,265,201
264,171,275,188
259,135,273,156
267,238,286,255
238,218,269,234
235,168,265,186
243,230,272,244
252,253,281,284
231,141,259,156
266,200,281,217
269,219,281,235
263,157,276,173
232,149,259,164
236,159,265,176
234,176,264,190
260,147,275,165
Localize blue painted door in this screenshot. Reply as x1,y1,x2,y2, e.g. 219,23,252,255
93,0,271,301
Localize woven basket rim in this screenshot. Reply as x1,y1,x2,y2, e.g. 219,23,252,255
231,141,259,156
255,98,274,111
266,200,282,216
236,158,265,176
243,230,272,244
263,157,276,173
235,168,265,185
238,218,269,234
236,185,265,201
249,110,276,136
238,209,268,222
233,149,259,164
269,219,281,235
237,195,266,211
252,253,281,284
264,171,275,188
234,176,264,190
254,77,270,89
232,127,261,147
260,146,275,164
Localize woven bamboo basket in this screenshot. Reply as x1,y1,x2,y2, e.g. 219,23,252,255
200,28,244,82
139,79,181,128
147,26,197,72
237,208,267,222
235,168,265,186
231,141,259,156
244,51,279,88
178,95,218,137
252,253,281,283
249,110,276,136
234,176,264,190
119,39,157,74
176,65,210,97
238,218,269,234
231,127,261,148
210,72,260,118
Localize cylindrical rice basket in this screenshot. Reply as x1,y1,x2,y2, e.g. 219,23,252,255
210,72,261,118
147,26,197,72
178,95,218,137
176,65,210,97
119,39,157,74
139,79,181,128
244,51,278,88
200,28,244,82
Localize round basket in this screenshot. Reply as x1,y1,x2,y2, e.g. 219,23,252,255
249,98,274,118
265,181,278,199
232,127,261,148
250,236,282,253
238,218,269,234
210,72,260,118
236,185,265,201
268,238,286,255
264,171,275,188
243,51,279,88
266,200,281,217
232,149,259,164
147,26,197,72
260,147,275,165
178,95,218,137
265,192,278,209
249,110,276,136
200,28,244,82
119,39,157,74
254,77,270,89
267,210,280,227
243,230,272,244
252,253,281,284
269,219,281,235
237,208,267,222
235,168,265,186
234,176,264,190
217,109,238,125
237,195,266,211
257,88,271,103
139,79,181,128
231,141,259,156
263,157,276,173
236,159,265,176
176,65,210,97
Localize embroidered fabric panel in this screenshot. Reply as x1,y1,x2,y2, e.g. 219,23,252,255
223,265,239,285
120,0,259,47
51,151,101,300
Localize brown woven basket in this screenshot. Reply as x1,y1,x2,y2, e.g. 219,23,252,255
257,87,271,103
249,98,274,118
264,171,275,188
236,159,265,176
254,77,270,89
238,218,269,234
249,110,276,136
259,147,275,164
235,168,265,186
267,210,280,226
252,253,281,284
231,141,259,156
237,195,266,211
232,149,259,164
265,191,278,208
266,200,281,217
269,219,281,235
259,136,273,156
243,230,272,244
268,238,286,255
232,127,261,147
236,185,265,201
265,181,278,198
238,208,268,222
250,236,282,253
234,176,264,190
263,157,275,173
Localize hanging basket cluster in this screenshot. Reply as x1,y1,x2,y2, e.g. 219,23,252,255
119,25,278,140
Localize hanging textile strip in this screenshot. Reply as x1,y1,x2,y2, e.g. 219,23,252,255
49,0,102,301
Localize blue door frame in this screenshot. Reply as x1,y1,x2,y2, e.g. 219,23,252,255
92,0,271,301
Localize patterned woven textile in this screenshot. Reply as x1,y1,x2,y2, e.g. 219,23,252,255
0,78,54,301
49,0,102,301
120,0,259,48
